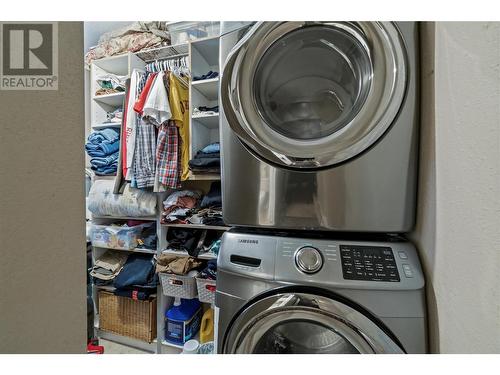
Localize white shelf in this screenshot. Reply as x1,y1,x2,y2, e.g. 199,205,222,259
188,172,220,181
192,78,219,100
91,122,121,130
92,215,157,221
92,54,129,76
161,333,200,350
93,92,125,106
160,249,217,260
162,223,230,231
93,245,157,255
192,113,219,128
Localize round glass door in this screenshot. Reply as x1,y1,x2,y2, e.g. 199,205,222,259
253,320,359,354
221,22,407,169
223,292,404,354
254,25,372,141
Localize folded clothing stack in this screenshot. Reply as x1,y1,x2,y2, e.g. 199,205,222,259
90,250,128,285
188,142,220,174
160,182,224,227
106,107,123,123
156,254,204,276
195,182,224,226
136,222,157,250
192,105,219,117
193,71,219,81
113,253,159,300
85,128,120,175
164,228,222,258
95,72,127,96
199,260,217,280
161,190,201,224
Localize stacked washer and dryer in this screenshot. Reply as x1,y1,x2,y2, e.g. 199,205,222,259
215,22,426,354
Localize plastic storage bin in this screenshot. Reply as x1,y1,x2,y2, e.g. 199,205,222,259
91,224,145,250
160,271,199,299
167,22,220,45
195,278,216,304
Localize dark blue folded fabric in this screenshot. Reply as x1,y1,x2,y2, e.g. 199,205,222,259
188,157,220,169
113,254,157,289
200,181,222,208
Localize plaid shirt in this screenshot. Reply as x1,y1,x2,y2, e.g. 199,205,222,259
156,120,181,188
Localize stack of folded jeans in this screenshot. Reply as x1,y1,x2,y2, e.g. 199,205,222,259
113,253,159,300
188,142,220,174
85,128,120,175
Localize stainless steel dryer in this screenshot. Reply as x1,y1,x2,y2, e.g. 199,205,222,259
215,230,427,354
220,22,419,232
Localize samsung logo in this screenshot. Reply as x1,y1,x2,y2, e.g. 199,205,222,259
238,239,259,244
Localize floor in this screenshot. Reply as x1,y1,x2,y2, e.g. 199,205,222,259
100,339,149,354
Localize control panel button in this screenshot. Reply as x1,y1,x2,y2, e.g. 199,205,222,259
402,264,413,278
398,251,408,260
340,245,400,282
295,246,323,274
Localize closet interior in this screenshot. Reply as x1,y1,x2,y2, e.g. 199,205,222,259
84,22,222,354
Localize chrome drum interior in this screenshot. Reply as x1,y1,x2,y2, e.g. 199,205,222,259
221,21,408,168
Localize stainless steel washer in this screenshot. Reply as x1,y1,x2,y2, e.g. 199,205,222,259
219,22,419,232
215,230,427,354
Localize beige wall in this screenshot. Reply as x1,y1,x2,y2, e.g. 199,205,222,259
412,22,500,353
0,22,86,353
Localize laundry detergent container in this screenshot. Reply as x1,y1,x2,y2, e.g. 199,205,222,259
165,297,202,345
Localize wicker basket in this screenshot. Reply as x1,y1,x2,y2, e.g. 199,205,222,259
159,272,199,298
195,278,216,304
98,291,157,343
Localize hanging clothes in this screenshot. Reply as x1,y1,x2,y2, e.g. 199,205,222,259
156,120,182,189
133,72,158,189
143,71,171,127
122,69,142,180
168,72,190,180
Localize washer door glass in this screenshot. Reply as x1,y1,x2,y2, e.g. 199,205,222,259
223,292,404,354
253,320,359,354
254,25,371,141
221,22,407,168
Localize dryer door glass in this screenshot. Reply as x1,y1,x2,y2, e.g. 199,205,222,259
223,292,404,354
221,22,407,168
253,25,371,141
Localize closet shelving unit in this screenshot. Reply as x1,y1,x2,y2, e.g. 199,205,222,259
87,31,223,354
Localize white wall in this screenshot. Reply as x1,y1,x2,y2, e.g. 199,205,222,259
84,21,132,51
412,22,500,353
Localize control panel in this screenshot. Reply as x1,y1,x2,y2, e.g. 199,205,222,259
340,245,400,282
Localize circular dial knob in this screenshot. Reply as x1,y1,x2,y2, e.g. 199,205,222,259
295,246,323,274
